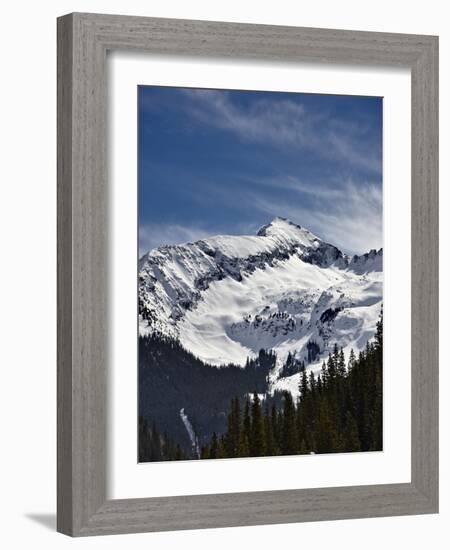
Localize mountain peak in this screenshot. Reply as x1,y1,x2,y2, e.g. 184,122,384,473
257,217,297,236
257,217,321,245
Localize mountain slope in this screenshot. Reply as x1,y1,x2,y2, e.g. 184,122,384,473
139,217,382,390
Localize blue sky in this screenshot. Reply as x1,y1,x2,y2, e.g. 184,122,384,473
138,86,382,256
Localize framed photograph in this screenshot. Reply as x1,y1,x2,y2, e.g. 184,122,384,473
137,85,384,463
57,13,438,536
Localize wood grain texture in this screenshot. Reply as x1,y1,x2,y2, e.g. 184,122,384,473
80,483,434,536
57,12,439,536
410,36,439,507
57,13,74,535
58,12,108,535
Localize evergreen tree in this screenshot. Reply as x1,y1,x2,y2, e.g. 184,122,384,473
217,435,227,458
281,392,298,455
315,400,338,453
271,404,280,454
209,432,219,459
343,412,360,452
332,343,340,366
348,348,356,371
317,374,323,394
321,361,328,388
239,398,251,456
327,353,336,381
338,348,346,376
139,416,188,461
309,371,316,396
225,397,241,457
299,370,308,402
201,311,383,460
250,392,265,456
264,403,275,456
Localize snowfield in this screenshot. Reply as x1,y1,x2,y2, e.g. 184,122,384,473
139,217,382,393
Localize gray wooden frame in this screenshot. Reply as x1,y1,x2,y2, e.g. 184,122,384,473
57,12,438,537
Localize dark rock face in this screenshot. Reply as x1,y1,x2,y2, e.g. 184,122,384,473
319,307,343,324
194,243,301,291
302,242,346,268
348,248,383,274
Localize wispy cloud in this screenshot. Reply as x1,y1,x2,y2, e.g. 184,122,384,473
138,87,382,257
249,178,382,255
139,224,215,256
240,174,344,199
183,89,308,146
182,89,381,175
160,170,383,255
327,131,381,174
139,179,382,256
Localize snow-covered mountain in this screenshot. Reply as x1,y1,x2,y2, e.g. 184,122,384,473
139,217,382,393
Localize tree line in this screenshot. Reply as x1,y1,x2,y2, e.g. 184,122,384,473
139,333,274,458
201,314,383,458
139,416,187,461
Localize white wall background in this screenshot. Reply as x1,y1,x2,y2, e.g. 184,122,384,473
0,1,447,548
